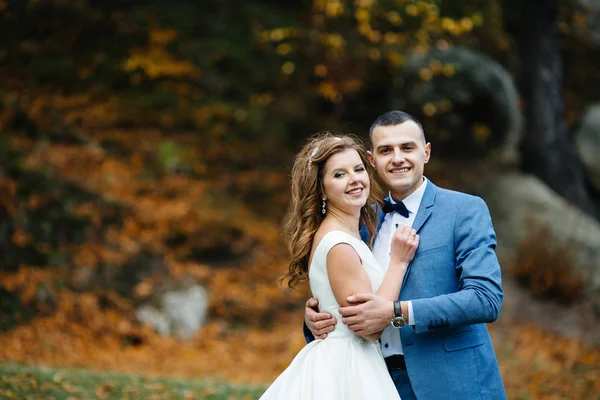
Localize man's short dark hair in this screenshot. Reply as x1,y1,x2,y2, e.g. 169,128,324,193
369,110,426,145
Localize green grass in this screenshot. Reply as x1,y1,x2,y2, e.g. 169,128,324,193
0,363,267,400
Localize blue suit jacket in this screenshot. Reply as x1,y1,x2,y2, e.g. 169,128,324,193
304,180,507,399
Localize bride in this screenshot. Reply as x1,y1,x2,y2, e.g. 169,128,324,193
260,133,418,399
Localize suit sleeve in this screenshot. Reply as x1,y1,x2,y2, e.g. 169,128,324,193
411,196,504,334
303,321,316,343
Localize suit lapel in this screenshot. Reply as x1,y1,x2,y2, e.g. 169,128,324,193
400,180,437,298
412,180,436,233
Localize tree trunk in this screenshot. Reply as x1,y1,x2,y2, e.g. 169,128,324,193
516,0,596,216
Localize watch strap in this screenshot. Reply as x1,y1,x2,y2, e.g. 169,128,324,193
393,300,403,318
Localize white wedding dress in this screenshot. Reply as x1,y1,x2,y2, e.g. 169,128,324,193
260,231,401,400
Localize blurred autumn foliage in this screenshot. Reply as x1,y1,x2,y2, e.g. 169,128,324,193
511,224,586,305
1,0,600,399
0,129,308,384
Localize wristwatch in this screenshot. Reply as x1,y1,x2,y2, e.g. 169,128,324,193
391,300,406,328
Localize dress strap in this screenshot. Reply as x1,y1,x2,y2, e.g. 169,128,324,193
315,231,361,265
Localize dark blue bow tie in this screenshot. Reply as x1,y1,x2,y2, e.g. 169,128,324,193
382,198,409,217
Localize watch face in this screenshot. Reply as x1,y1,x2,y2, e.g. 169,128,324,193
391,317,406,328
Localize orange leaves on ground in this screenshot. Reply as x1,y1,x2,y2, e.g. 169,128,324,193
0,267,56,303
1,130,309,385
72,243,103,268
0,305,306,384
495,323,600,399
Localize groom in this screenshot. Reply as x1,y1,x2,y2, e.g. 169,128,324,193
304,111,507,399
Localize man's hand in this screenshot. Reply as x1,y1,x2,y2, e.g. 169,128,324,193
339,293,394,336
305,297,337,339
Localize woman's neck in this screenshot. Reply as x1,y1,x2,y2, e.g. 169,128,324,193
325,209,360,236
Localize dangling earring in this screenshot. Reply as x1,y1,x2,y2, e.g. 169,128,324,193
321,198,327,215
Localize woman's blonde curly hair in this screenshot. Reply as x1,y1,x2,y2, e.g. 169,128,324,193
282,132,383,287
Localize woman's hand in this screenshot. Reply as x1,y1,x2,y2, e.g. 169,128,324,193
390,224,419,268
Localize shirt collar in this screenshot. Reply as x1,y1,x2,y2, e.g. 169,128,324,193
387,177,428,215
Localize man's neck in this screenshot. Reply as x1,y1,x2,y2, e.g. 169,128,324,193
390,177,425,202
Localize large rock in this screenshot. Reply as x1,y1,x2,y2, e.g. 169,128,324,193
136,284,208,340
575,103,600,191
402,46,521,164
484,173,600,309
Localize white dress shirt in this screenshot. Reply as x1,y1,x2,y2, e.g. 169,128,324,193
372,178,428,358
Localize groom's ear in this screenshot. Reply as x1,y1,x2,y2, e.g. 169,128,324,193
367,151,376,168
424,142,431,164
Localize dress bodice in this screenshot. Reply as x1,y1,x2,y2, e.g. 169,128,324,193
308,231,385,340
259,231,401,399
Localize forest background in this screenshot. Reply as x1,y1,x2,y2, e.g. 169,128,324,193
1,0,600,399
